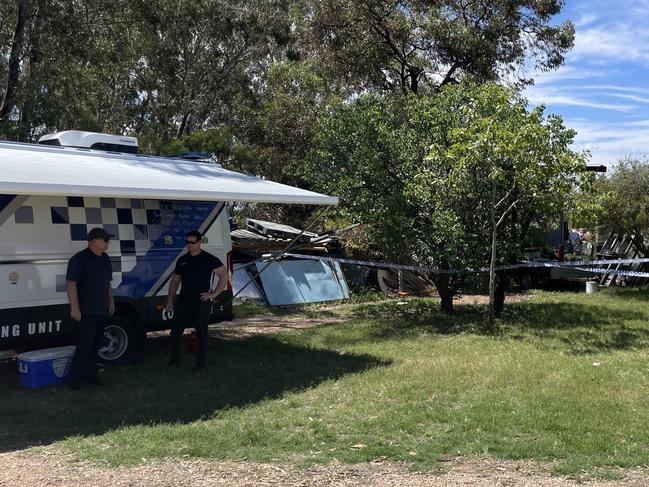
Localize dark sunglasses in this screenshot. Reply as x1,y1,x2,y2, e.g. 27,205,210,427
185,240,199,245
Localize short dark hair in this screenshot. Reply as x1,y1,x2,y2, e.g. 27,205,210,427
186,230,202,241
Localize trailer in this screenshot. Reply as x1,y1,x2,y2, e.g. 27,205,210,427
0,131,337,362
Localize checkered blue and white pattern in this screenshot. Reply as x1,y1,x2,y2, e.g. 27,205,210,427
3,195,221,304
40,197,157,288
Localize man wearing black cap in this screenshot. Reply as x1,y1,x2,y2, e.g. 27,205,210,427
66,227,115,389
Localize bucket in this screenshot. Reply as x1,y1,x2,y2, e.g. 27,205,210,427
585,281,598,294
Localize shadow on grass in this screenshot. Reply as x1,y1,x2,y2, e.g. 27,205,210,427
500,300,649,354
0,334,388,453
331,296,649,355
599,286,649,304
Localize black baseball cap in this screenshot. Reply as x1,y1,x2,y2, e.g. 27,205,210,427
87,227,114,241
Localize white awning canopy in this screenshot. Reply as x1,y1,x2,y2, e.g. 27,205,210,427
0,141,338,205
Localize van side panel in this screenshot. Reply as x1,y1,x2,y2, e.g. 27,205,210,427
0,304,69,349
0,195,232,352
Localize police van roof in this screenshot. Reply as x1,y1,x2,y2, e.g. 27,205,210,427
0,141,338,205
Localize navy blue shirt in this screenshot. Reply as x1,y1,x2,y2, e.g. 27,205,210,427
174,250,223,304
66,248,113,315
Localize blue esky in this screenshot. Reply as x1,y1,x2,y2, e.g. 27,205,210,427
522,0,649,167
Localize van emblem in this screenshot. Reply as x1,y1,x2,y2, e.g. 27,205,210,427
9,271,19,284
164,235,173,246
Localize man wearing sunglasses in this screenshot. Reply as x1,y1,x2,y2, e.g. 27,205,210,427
164,230,228,371
66,227,115,389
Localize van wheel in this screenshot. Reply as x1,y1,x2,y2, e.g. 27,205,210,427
99,316,134,362
519,273,537,290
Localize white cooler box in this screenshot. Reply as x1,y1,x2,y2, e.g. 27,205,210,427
17,346,76,388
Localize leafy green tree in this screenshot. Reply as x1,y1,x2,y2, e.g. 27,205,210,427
0,0,144,139
227,61,341,225
294,0,574,94
0,0,291,143
305,83,589,321
424,84,589,328
595,157,649,256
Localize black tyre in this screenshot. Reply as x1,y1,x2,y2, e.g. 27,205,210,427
99,316,135,362
519,273,537,290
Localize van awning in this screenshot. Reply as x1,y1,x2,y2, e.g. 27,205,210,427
0,141,338,205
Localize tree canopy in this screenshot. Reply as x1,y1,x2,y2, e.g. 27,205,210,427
1,0,574,157
594,157,649,256
305,83,590,315
294,0,575,94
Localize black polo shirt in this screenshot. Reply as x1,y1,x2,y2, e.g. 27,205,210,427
174,250,224,303
66,248,113,315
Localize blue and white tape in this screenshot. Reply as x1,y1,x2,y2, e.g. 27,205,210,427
281,253,649,279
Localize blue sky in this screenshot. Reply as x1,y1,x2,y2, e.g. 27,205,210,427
522,0,649,167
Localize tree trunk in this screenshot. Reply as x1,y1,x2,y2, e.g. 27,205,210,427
488,189,497,332
1,0,30,127
19,0,44,141
494,271,506,316
435,274,454,315
632,234,647,258
409,68,419,94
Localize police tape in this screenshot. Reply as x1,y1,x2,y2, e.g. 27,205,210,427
572,267,649,278
280,253,649,278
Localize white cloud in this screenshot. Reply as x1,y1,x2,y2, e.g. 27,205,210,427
608,93,649,105
530,66,611,86
571,24,649,66
580,85,649,96
573,13,597,28
567,119,649,165
524,85,635,112
522,1,649,165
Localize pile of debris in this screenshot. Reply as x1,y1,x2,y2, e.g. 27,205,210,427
231,218,338,255
230,219,349,306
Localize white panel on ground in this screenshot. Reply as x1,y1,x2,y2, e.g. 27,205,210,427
255,259,348,306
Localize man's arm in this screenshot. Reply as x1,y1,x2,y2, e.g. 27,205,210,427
164,274,182,311
212,265,229,295
108,286,115,316
66,280,81,321
201,265,228,301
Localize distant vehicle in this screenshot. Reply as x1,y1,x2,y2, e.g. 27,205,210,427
0,131,337,361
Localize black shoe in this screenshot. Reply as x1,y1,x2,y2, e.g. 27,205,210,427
193,365,205,373
70,381,84,390
168,359,179,367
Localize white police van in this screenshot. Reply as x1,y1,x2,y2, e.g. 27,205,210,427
0,131,337,362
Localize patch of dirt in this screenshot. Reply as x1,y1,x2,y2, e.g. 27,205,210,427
211,293,535,340
452,292,534,306
211,313,348,341
1,450,647,487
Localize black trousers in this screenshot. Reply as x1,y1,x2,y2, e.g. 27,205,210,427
169,301,211,367
72,314,106,384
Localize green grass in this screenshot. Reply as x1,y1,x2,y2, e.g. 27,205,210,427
2,288,649,477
